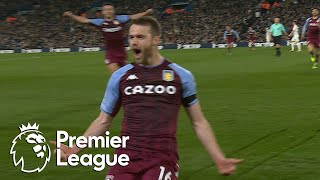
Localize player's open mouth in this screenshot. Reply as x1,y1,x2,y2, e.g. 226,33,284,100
132,49,142,58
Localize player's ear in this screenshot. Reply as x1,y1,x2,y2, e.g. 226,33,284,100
153,36,160,46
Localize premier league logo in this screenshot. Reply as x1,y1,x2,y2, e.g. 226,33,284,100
10,123,51,173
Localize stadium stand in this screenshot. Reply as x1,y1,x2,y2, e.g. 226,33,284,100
0,0,319,49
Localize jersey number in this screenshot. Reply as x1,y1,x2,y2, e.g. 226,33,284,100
158,166,172,180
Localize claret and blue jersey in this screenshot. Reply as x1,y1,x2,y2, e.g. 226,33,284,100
302,17,320,39
88,15,130,50
88,15,130,64
100,59,198,160
224,29,239,39
89,15,130,26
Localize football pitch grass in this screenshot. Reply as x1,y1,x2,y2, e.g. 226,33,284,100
1,47,320,180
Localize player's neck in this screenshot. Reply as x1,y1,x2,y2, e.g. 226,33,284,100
104,16,114,21
141,52,163,67
150,53,163,66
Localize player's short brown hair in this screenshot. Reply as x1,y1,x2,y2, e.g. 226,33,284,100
132,16,161,37
103,3,114,7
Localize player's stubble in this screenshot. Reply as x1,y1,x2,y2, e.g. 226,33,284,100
130,26,156,65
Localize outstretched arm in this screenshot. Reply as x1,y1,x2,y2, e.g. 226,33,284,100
130,9,153,20
50,111,113,160
232,30,240,40
63,11,90,23
171,64,242,175
186,103,243,175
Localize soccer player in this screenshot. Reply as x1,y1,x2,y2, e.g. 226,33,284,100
51,16,242,179
288,20,301,52
269,17,287,57
63,3,153,73
223,26,239,55
265,27,271,47
301,8,320,69
247,27,256,50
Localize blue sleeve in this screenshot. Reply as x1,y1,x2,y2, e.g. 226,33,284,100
100,64,134,114
232,30,240,39
169,63,198,107
89,19,104,26
223,31,227,39
302,18,309,35
116,15,130,23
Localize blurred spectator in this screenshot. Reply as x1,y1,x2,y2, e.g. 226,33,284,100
0,0,319,49
6,16,17,23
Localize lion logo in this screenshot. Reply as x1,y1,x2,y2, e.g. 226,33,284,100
10,123,51,173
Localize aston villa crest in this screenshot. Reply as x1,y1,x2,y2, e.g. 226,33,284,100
162,70,174,82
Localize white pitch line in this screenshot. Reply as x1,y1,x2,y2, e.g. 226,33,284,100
0,56,41,61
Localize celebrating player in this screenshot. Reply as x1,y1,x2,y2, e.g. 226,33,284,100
288,20,301,52
247,27,256,50
51,16,243,179
223,26,239,55
63,3,153,73
301,8,320,69
269,17,287,57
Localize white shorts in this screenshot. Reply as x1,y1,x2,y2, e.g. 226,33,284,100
291,35,300,42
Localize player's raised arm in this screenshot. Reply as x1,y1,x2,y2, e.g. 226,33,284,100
63,11,91,23
129,9,153,20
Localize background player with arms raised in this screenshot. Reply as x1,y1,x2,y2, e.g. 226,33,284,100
301,8,320,69
248,27,256,50
63,3,152,73
288,20,301,52
51,16,243,179
223,26,239,55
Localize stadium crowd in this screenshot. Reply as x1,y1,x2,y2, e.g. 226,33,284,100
0,0,319,49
